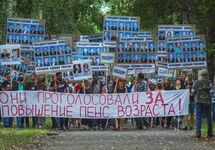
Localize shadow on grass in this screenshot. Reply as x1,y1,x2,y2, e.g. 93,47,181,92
0,117,53,150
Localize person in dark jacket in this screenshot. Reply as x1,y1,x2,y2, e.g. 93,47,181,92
193,69,213,138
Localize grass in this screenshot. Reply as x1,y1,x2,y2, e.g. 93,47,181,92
0,117,52,150
193,117,215,136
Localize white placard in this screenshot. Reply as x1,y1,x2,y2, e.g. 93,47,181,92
112,66,128,79
100,53,115,64
158,67,174,77
73,59,92,80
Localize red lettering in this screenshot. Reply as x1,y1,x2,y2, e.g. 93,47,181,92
95,107,102,117
168,104,175,115
60,106,66,117
51,93,59,104
83,94,91,105
1,105,9,117
132,93,139,104
123,94,130,104
10,93,18,104
155,92,164,104
125,105,132,117
11,105,18,116
107,94,114,105
51,105,58,116
60,93,66,104
141,105,146,116
161,104,168,115
146,92,153,104
0,92,9,104
133,105,140,117
99,94,106,105
18,105,24,116
118,106,124,117
75,95,82,105
103,106,109,118
92,94,99,105
87,106,94,118
37,91,44,103
145,105,153,116
35,104,43,116
44,104,50,116
179,98,181,113
153,104,159,116
66,106,73,117
80,106,87,117
67,94,75,105
115,94,122,105
44,92,51,103
26,105,34,116
19,92,27,103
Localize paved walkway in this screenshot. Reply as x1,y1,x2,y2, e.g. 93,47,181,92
13,124,215,150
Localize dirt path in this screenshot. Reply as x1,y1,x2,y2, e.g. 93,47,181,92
13,124,215,150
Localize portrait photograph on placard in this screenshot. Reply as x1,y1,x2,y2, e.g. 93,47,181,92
6,18,46,45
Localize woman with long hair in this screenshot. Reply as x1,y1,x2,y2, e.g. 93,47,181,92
116,79,127,131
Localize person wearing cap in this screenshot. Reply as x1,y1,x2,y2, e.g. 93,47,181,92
193,69,213,138
184,72,195,130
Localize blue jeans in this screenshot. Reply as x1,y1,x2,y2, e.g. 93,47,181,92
196,103,213,136
3,117,14,127
16,117,22,128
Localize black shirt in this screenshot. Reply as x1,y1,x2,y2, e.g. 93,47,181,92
50,79,67,93
2,80,18,90
164,85,176,90
117,88,126,93
26,82,39,90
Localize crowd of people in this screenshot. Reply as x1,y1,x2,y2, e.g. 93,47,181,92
0,69,214,138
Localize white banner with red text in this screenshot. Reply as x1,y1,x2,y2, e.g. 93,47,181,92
0,90,189,118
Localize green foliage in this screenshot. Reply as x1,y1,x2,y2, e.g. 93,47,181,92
0,118,52,150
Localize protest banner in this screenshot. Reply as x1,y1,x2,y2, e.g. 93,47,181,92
100,52,115,64
112,66,128,79
0,45,21,65
158,67,174,77
33,40,73,74
73,59,92,81
6,17,46,45
103,15,140,42
0,90,189,118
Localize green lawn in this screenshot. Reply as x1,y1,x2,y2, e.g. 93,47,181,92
0,117,52,150
193,118,215,136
